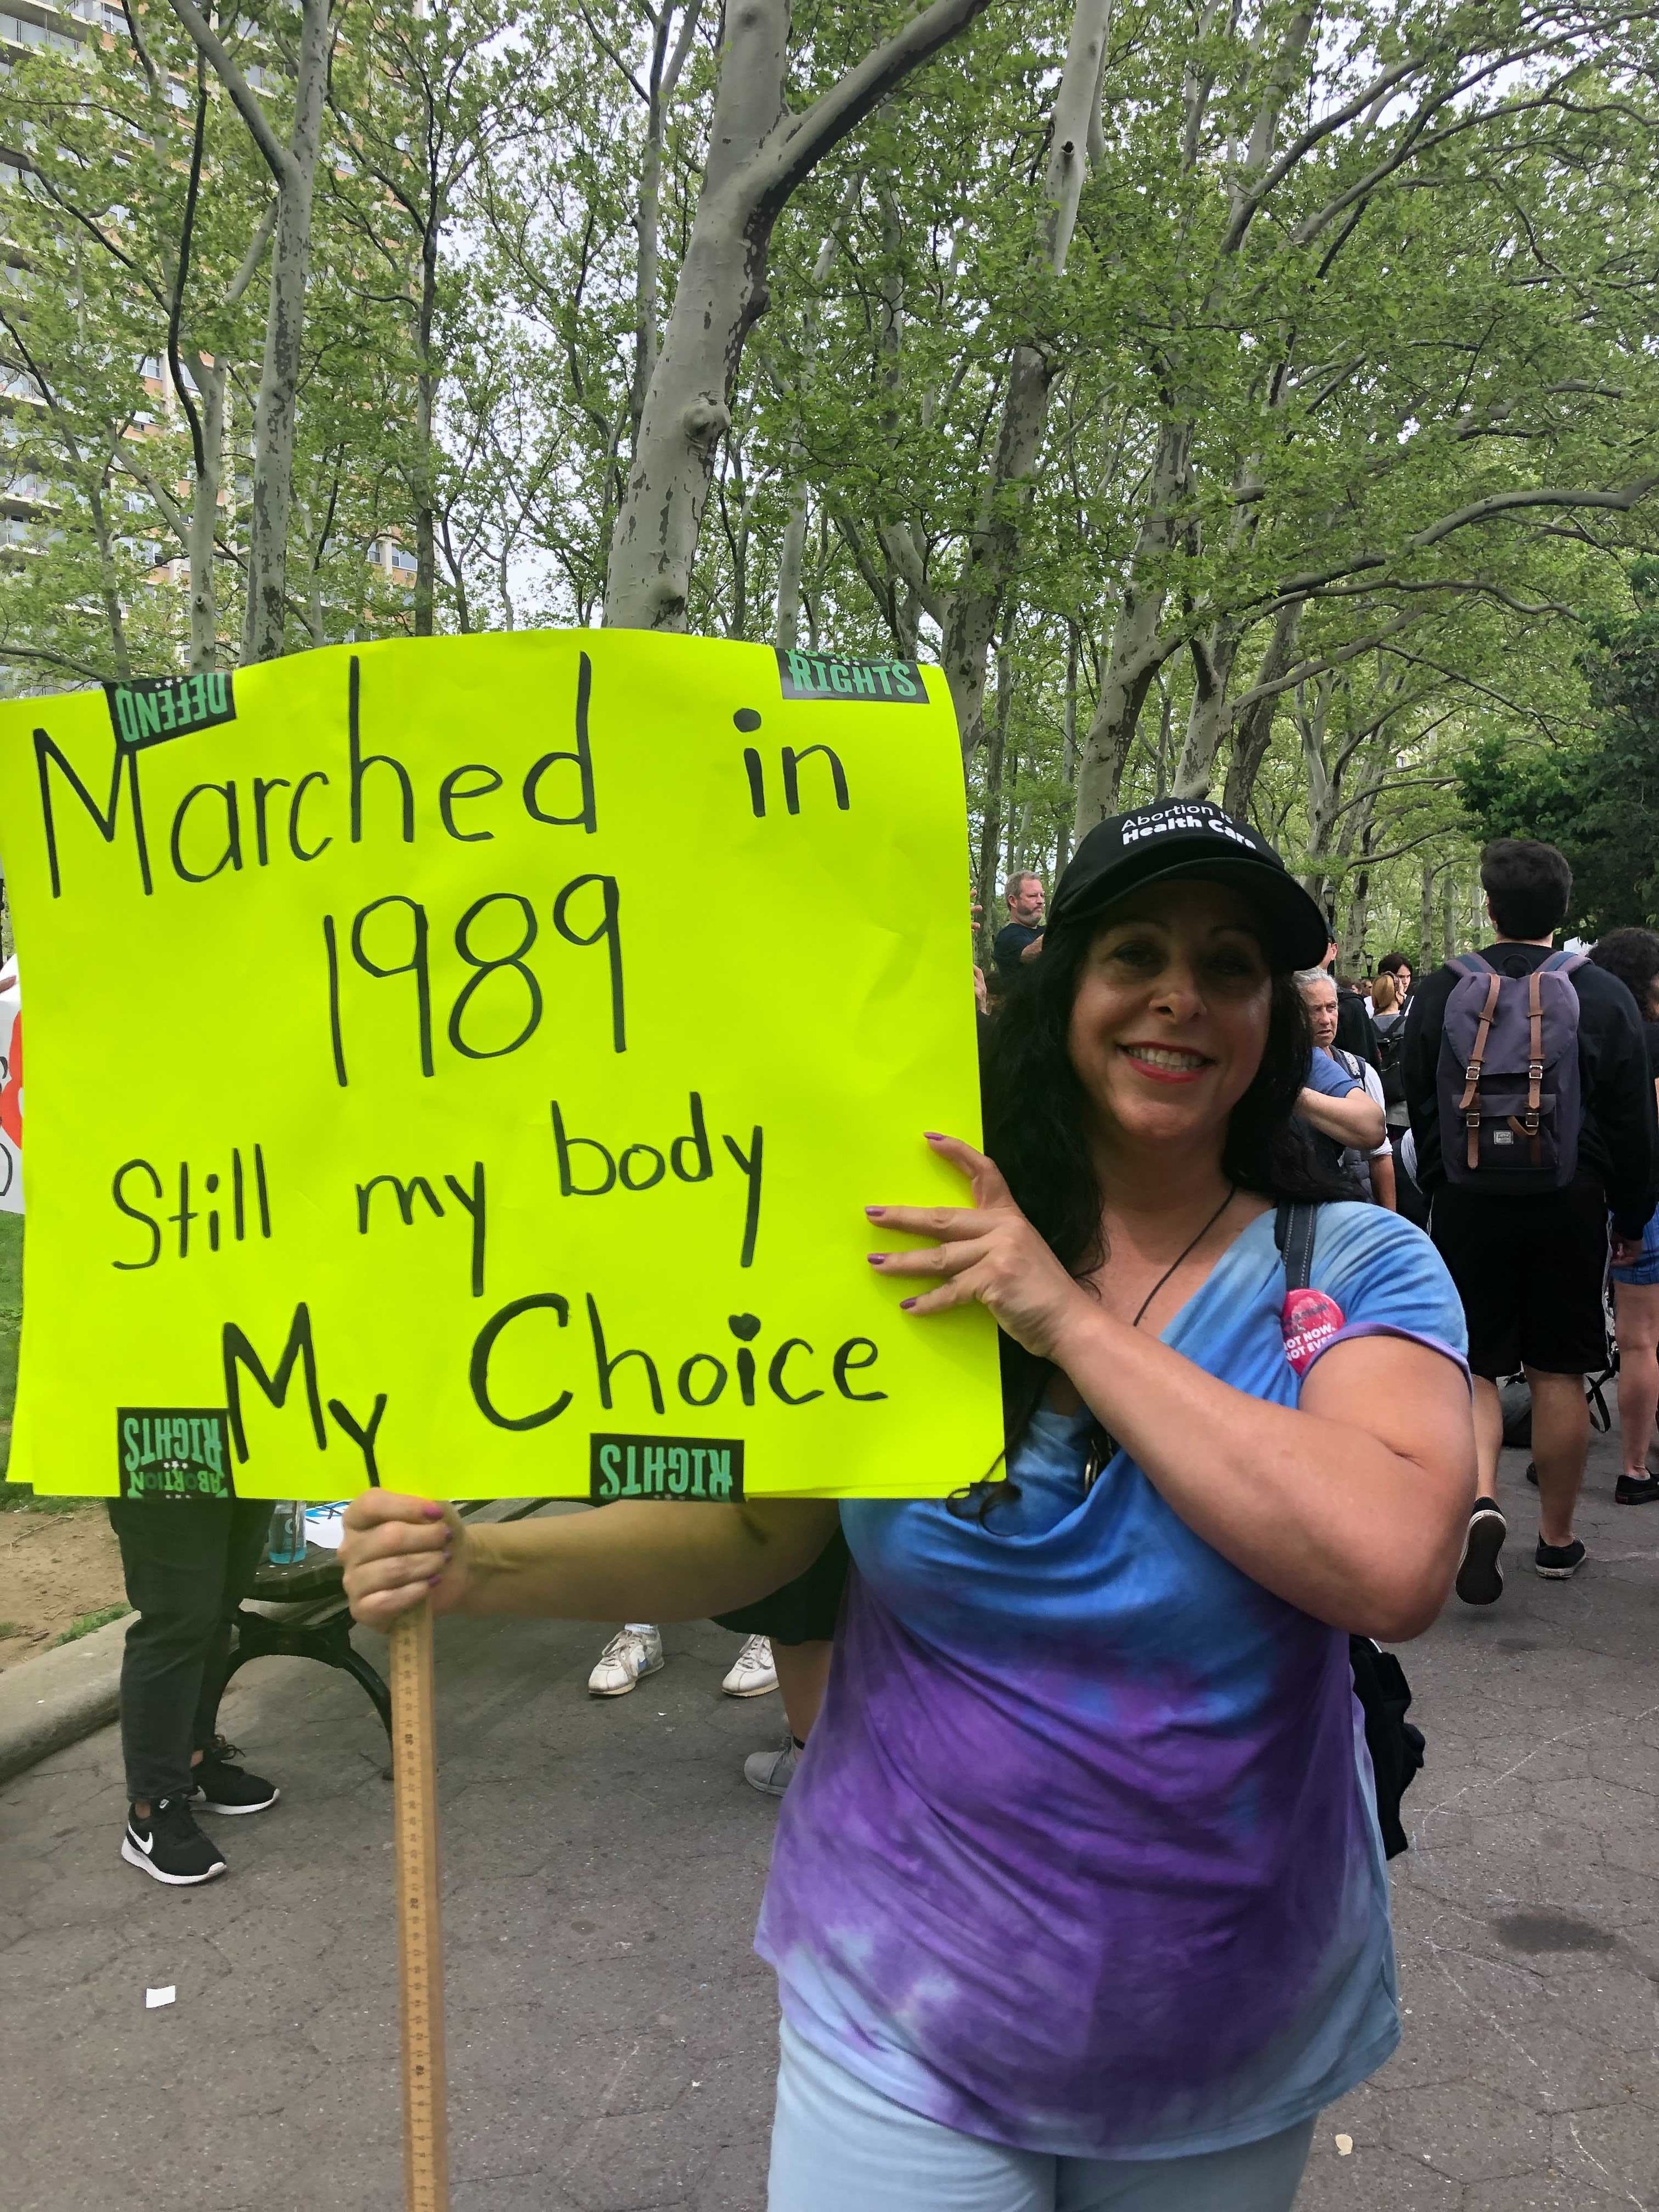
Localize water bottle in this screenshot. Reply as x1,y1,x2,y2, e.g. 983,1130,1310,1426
266,1500,308,1566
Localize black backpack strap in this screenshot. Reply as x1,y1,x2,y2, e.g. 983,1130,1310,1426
1276,1195,1422,1858
1274,1201,1318,1292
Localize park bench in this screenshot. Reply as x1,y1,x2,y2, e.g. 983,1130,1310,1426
224,1496,555,1741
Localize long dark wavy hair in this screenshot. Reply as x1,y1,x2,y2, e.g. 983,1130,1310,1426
967,901,1353,1502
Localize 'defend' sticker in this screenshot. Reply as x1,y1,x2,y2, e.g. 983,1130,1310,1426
1282,1288,1345,1375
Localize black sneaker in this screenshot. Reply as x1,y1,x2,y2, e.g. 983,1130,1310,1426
1616,1473,1659,1506
1525,1462,1538,1487
189,1739,279,1815
121,1796,227,1886
1535,1535,1587,1579
1455,1498,1507,1605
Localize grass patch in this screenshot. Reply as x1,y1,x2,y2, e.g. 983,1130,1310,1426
53,1603,130,1645
0,1619,19,1638
1,1485,94,1514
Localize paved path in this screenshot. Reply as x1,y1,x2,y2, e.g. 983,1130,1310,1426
5,1430,1659,2212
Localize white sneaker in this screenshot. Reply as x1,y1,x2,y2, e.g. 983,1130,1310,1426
721,1634,778,1698
587,1625,664,1696
744,1741,799,1797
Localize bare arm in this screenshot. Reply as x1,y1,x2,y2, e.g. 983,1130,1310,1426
870,1136,1474,1642
1045,1307,1470,1639
1298,1083,1386,1149
1369,1149,1397,1211
341,1493,840,1632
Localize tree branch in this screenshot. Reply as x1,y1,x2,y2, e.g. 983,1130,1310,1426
166,60,210,481
224,196,279,310
165,0,294,185
747,0,995,220
1410,477,1659,547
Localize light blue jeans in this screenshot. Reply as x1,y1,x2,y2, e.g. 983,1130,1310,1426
768,2020,1316,2212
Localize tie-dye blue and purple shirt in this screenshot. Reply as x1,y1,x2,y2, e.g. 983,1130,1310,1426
756,1202,1467,2159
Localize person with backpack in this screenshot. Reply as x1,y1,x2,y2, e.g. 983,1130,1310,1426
343,797,1475,2212
1375,951,1413,1008
1297,969,1394,1205
1401,839,1658,1600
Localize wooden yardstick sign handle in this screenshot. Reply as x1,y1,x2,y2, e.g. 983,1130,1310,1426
391,1603,448,2211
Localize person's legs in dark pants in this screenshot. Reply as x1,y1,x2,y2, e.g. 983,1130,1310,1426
108,1497,238,1812
187,1499,277,1762
109,1498,280,1880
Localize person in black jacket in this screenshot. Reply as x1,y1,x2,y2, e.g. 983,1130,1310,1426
1402,839,1659,1603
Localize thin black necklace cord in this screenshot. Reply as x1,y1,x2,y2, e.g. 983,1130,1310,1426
1129,1185,1238,1332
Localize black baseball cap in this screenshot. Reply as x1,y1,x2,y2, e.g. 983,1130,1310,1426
1047,800,1329,971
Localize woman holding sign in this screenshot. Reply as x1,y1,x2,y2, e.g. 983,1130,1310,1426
343,797,1475,2212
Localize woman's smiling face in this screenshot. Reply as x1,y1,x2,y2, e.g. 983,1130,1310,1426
1066,879,1274,1152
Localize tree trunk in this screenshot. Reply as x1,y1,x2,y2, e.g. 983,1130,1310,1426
238,0,328,663
774,481,808,648
87,469,133,682
1442,871,1458,961
1340,808,1378,971
186,361,225,671
1220,601,1302,821
774,207,849,649
1073,422,1189,828
1055,619,1081,872
1172,624,1241,797
630,58,666,455
627,2,702,462
604,0,992,629
723,439,752,637
1298,673,1338,909
940,0,1113,761
1077,9,1319,826
413,223,439,638
1341,870,1369,972
1419,862,1437,970
974,662,1012,957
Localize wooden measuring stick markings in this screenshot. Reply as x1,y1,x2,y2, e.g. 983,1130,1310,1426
391,1602,449,2212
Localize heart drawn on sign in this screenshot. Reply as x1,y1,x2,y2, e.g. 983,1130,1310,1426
727,1313,761,1342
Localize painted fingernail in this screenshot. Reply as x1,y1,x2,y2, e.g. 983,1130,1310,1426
865,1206,886,1218
867,1253,886,1265
923,1131,945,1141
422,1503,445,1519
900,1297,918,1311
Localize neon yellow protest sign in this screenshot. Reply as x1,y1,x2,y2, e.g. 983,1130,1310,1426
0,633,1000,1503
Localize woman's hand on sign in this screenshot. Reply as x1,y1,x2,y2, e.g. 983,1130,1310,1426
867,1133,1089,1362
341,1492,469,1626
